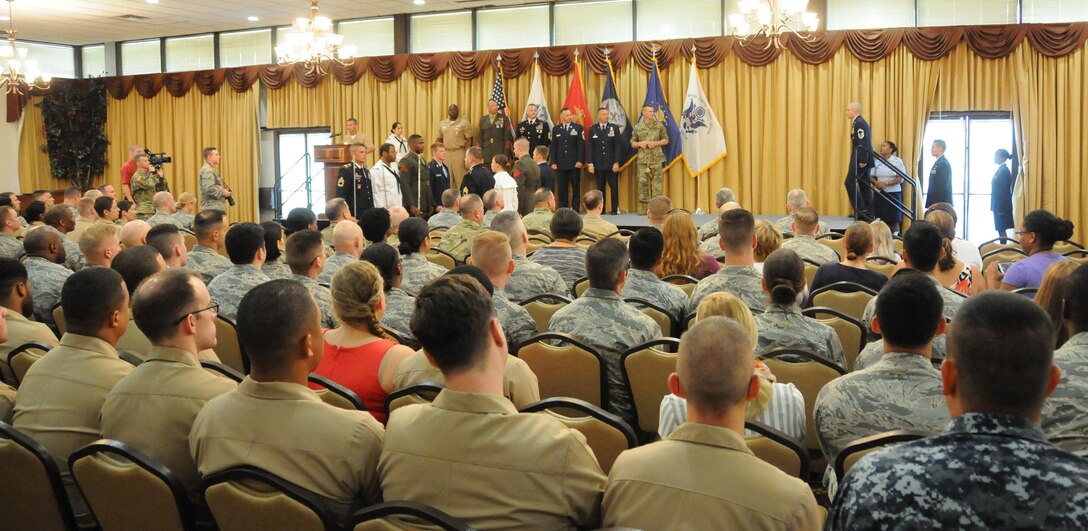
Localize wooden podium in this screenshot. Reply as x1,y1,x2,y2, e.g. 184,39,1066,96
314,145,351,201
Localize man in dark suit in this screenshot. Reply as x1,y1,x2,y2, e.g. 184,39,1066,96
535,146,555,192
516,104,551,155
844,102,874,220
512,138,541,217
991,148,1014,238
428,142,451,209
588,107,623,215
548,107,585,209
335,143,374,218
926,139,953,208
460,146,495,197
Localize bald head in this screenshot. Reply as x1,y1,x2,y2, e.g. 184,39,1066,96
332,218,364,257
24,226,65,263
786,189,810,212
119,220,151,248
720,201,741,213
647,195,672,224
153,191,176,213
846,102,862,119
482,189,501,212
388,206,409,232
677,317,756,415
460,194,483,218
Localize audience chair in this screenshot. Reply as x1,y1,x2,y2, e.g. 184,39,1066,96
833,430,931,486
0,421,81,531
525,240,545,256
380,326,420,350
350,501,476,531
865,256,897,278
428,229,446,248
201,466,340,531
425,248,458,271
759,348,847,471
201,360,244,383
1053,240,1085,255
809,282,878,323
1062,249,1088,265
686,311,698,332
604,229,634,243
69,439,195,531
525,228,551,238
802,258,820,288
51,302,66,336
307,374,366,411
814,234,844,260
214,316,249,375
6,341,53,386
620,338,680,442
981,248,1028,271
661,274,699,297
977,237,1021,257
802,307,867,371
574,235,597,249
892,235,904,254
572,276,591,298
181,231,197,252
384,384,442,418
527,232,553,244
520,397,637,475
744,419,810,479
515,333,607,408
519,294,572,334
624,298,675,338
1011,287,1038,298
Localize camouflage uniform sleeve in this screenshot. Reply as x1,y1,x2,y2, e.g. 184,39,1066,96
131,170,158,192
200,166,225,199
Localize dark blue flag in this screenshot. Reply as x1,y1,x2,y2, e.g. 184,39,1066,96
601,58,635,169
643,60,683,170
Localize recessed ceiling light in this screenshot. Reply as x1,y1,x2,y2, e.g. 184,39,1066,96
247,15,260,22
413,0,425,5
145,0,159,4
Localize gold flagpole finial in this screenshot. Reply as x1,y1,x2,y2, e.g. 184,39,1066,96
690,44,697,54
573,48,580,62
533,50,539,61
603,47,612,59
651,43,660,59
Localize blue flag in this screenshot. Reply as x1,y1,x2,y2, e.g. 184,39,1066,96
643,60,683,170
601,58,635,169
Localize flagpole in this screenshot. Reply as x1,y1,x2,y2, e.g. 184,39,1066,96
690,45,700,212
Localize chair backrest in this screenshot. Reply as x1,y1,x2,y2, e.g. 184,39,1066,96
515,333,606,408
182,231,197,252
574,236,597,249
7,341,53,386
625,298,674,338
52,303,66,336
803,260,820,288
865,256,897,278
834,430,930,485
686,312,698,332
620,338,680,437
350,501,475,531
425,248,458,270
1053,240,1085,255
892,237,904,253
201,466,340,531
605,229,634,242
815,238,843,261
0,421,80,531
201,360,244,382
1064,249,1088,265
307,374,366,411
810,282,878,322
981,248,1028,271
572,276,590,298
69,439,194,531
803,307,867,371
1012,287,1038,298
525,241,545,255
214,316,249,375
520,398,637,475
977,237,1020,257
384,384,443,418
527,233,553,245
661,274,699,297
759,349,847,455
744,420,810,479
519,294,572,334
428,230,445,247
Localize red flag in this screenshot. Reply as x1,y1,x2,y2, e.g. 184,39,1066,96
562,61,592,148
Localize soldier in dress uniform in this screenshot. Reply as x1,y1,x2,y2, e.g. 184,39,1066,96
631,105,668,208
460,147,495,198
548,108,585,209
512,138,540,217
428,143,451,209
342,118,375,155
534,146,556,192
478,99,512,165
397,135,433,218
516,104,551,155
436,105,473,192
844,102,874,219
335,143,374,218
588,107,623,215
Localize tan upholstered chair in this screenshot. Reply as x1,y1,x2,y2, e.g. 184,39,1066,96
69,439,195,531
810,282,878,323
201,360,244,383
0,421,80,531
865,256,898,278
214,316,249,375
516,333,606,408
6,341,52,386
759,349,847,467
350,501,473,531
181,231,197,252
804,307,867,372
620,338,680,439
1064,249,1088,265
803,259,820,289
384,384,442,418
572,276,591,298
1052,240,1084,255
520,398,637,475
519,294,572,334
815,234,844,261
892,237,904,253
201,467,339,531
574,236,597,249
744,420,810,479
425,248,457,270
625,298,674,338
661,274,699,297
834,430,930,486
51,303,66,336
977,237,1021,257
308,374,366,411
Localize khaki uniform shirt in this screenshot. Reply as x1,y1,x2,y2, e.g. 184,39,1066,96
147,210,186,229
436,118,472,151
379,390,606,530
0,232,23,259
70,216,95,244
602,422,822,530
688,265,765,315
506,254,568,303
207,264,271,321
782,235,839,265
437,219,486,263
101,346,237,491
0,383,14,423
185,245,232,284
392,350,540,408
190,378,385,522
343,132,375,153
581,215,619,241
0,311,59,383
522,208,554,236
199,162,229,212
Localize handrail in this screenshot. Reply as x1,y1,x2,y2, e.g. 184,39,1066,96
272,151,314,218
868,150,918,222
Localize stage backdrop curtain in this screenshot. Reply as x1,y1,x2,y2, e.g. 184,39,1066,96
17,97,54,192
104,87,260,222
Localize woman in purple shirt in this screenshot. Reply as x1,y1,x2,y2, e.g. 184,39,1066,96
986,209,1075,291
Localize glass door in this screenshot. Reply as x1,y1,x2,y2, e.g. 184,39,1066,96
274,129,332,218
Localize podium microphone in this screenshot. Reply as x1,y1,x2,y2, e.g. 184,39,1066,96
329,133,342,139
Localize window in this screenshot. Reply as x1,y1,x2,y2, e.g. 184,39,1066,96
122,39,162,75
338,18,396,57
827,0,916,29
81,45,106,78
14,41,75,79
917,0,1018,26
410,11,473,53
554,0,633,45
1022,0,1088,22
477,5,550,50
165,34,214,72
220,29,272,67
637,0,721,40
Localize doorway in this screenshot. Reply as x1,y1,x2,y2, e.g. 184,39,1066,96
919,112,1017,243
274,129,333,218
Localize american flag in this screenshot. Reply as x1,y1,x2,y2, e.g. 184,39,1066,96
490,64,514,135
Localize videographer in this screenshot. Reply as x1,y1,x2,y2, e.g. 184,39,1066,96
131,152,169,220
199,147,233,212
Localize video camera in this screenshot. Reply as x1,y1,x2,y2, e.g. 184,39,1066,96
144,149,172,169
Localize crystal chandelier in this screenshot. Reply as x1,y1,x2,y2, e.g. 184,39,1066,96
275,0,356,75
729,0,820,50
0,0,50,95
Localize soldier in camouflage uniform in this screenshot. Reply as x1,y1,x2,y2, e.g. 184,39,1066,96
774,189,829,236
780,207,838,265
284,230,335,329
172,192,196,231
292,274,335,329
854,335,946,371
753,249,844,365
206,223,270,321
548,239,661,425
697,188,735,240
187,245,231,285
621,228,689,323
318,221,364,286
631,105,669,206
522,188,556,237
0,207,23,259
436,194,486,263
398,218,447,295
468,231,538,349
131,153,169,219
481,190,502,229
199,148,231,212
22,227,72,330
829,292,1088,530
861,274,963,340
186,210,232,285
428,189,462,230
489,211,568,303
360,243,418,347
146,192,186,229
688,209,764,315
1042,266,1088,452
42,207,84,272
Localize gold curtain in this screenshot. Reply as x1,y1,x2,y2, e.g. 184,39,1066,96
17,97,56,192
105,88,260,222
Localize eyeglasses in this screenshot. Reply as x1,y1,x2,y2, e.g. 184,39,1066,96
172,303,219,325
1014,231,1033,237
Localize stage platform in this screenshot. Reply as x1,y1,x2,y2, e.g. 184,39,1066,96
601,213,857,232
